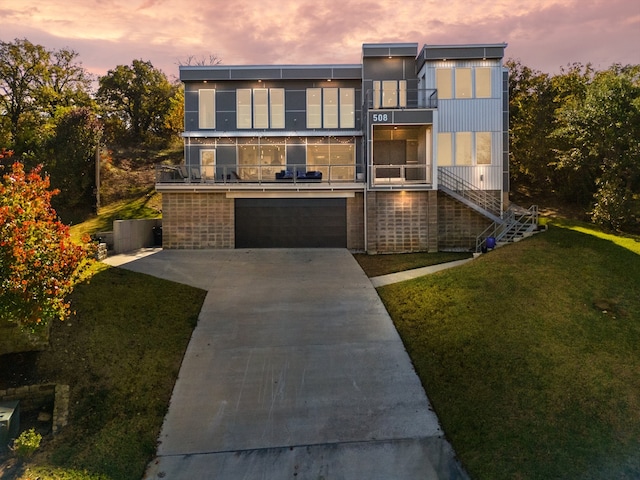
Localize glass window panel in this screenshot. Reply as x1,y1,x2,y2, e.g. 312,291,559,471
306,88,322,128
260,144,285,179
339,88,355,128
382,80,397,107
270,88,285,128
323,88,338,129
238,144,259,180
373,81,381,109
199,89,215,129
200,149,215,180
456,132,472,165
307,144,330,179
329,143,355,180
236,89,251,129
476,132,492,165
437,132,452,166
399,80,407,108
436,69,452,100
253,88,268,129
476,68,492,98
455,68,472,99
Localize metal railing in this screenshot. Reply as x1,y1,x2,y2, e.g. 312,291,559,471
364,88,438,110
370,164,432,185
438,168,502,217
156,163,365,185
475,204,539,252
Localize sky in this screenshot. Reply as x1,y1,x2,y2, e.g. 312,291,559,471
1,0,638,80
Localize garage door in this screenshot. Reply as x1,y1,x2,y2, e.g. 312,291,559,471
235,198,347,248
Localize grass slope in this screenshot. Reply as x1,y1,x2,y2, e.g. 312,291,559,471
11,264,206,480
377,224,640,479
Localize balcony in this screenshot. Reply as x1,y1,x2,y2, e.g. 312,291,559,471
370,164,432,187
364,88,438,111
155,163,365,190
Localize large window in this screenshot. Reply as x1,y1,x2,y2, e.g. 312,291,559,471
307,138,355,180
237,139,285,180
436,67,493,99
372,80,407,108
438,131,493,166
307,88,355,129
237,88,285,129
199,89,216,129
200,149,215,180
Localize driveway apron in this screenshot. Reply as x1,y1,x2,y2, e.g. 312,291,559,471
107,249,468,479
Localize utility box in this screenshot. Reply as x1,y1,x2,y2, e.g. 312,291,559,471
0,401,20,452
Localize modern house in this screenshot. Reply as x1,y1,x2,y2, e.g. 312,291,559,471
156,42,537,252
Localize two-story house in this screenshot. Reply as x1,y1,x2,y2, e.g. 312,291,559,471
156,42,527,253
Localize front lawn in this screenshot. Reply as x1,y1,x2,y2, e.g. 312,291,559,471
2,264,206,480
376,223,640,479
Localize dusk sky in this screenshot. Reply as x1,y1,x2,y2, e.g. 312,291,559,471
1,0,638,80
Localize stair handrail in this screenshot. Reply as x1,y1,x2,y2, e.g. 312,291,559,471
438,168,502,216
475,204,539,252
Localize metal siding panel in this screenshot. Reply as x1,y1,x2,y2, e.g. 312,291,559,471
438,100,502,131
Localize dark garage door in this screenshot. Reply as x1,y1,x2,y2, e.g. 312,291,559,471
235,198,347,248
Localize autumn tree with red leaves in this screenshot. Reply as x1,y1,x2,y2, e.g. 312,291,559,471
0,151,95,331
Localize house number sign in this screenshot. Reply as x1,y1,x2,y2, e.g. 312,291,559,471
371,112,391,122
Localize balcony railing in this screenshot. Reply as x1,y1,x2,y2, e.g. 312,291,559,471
156,164,365,186
370,164,432,186
364,88,438,110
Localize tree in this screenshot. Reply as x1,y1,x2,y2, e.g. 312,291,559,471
97,60,179,143
0,154,94,331
553,64,640,229
507,59,556,193
0,39,94,156
0,39,50,152
47,107,102,214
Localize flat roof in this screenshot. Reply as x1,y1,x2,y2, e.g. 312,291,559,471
180,64,362,82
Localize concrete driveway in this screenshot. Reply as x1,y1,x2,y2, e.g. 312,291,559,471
105,249,468,479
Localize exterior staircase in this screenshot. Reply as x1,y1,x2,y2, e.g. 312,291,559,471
437,168,540,252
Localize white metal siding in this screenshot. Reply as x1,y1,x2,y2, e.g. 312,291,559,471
440,165,503,190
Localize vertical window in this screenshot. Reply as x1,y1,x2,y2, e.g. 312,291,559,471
437,132,452,166
323,88,339,129
476,132,492,164
476,68,492,98
456,132,472,165
382,80,398,108
270,88,285,128
253,88,268,129
340,88,355,128
200,149,215,180
237,89,251,129
455,69,472,98
199,89,215,129
373,81,381,109
436,69,452,99
399,80,407,108
307,88,322,128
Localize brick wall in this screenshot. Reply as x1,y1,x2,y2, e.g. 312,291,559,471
346,193,365,251
162,192,234,249
366,190,438,254
437,191,494,251
0,383,69,434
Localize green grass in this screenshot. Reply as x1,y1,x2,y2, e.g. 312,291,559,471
376,223,640,479
69,193,162,242
14,264,207,480
354,251,473,277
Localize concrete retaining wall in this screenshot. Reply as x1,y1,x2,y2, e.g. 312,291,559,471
113,219,162,254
